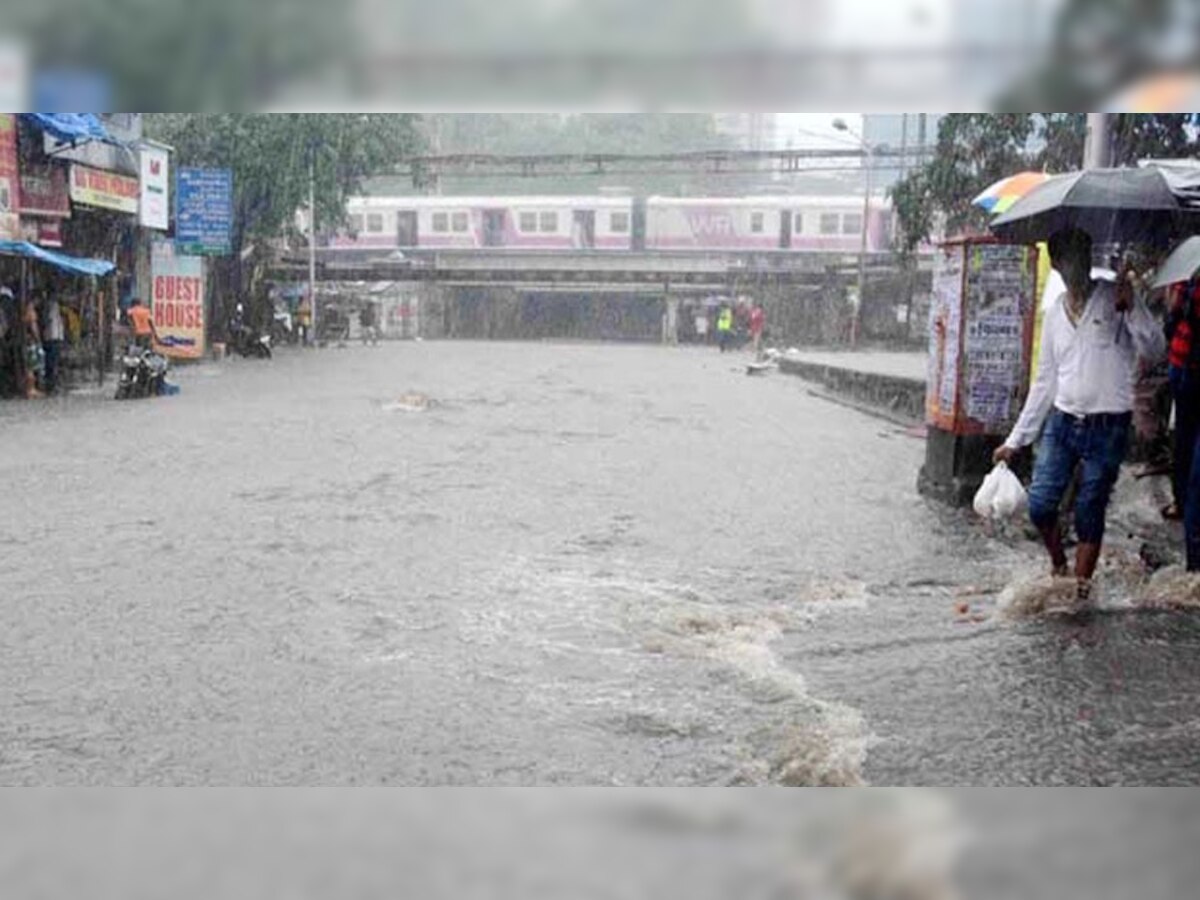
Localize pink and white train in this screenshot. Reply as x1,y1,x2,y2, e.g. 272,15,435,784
326,195,892,254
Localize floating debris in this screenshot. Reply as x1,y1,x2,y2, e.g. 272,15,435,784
382,392,432,413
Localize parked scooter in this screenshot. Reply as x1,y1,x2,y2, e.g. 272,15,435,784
228,304,273,359
115,346,170,400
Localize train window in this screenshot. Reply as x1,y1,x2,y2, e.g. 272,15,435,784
609,211,629,233
432,212,449,233
519,212,537,232
750,211,764,233
451,212,470,232
819,213,839,235
792,212,803,234
539,211,558,232
349,214,364,234
366,213,384,233
842,213,863,235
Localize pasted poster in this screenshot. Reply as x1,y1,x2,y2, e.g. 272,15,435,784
927,243,964,429
139,144,169,230
151,240,206,360
962,243,1036,431
0,113,19,240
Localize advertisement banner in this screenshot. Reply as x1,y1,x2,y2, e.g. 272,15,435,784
19,162,70,218
69,162,139,214
0,113,19,240
176,167,233,255
19,218,63,247
151,240,206,360
139,144,169,230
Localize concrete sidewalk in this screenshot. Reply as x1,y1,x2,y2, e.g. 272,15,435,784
778,350,926,382
775,349,926,423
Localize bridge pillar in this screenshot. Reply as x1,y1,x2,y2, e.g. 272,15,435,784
662,293,679,345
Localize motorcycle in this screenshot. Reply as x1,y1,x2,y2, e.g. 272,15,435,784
271,307,297,345
228,314,274,359
115,346,169,400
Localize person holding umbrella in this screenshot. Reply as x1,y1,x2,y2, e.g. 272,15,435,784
993,226,1165,609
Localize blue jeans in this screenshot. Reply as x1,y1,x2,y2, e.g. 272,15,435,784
1170,366,1200,570
1028,409,1131,545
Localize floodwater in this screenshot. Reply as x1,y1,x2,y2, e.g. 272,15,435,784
2,341,1199,786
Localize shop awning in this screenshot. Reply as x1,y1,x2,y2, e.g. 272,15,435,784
0,240,116,277
19,113,119,146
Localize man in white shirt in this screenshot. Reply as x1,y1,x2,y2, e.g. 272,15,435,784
993,227,1165,607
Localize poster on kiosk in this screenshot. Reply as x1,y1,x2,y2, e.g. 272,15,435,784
151,240,206,360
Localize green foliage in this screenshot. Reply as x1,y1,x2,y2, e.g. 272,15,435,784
890,113,1200,253
145,114,422,245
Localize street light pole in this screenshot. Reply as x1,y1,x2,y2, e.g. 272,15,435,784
833,117,870,347
853,142,873,348
308,148,318,345
1084,113,1112,169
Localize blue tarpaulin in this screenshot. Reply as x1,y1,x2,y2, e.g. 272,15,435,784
19,113,117,146
0,241,116,277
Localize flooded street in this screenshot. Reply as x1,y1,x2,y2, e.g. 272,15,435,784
3,342,1200,785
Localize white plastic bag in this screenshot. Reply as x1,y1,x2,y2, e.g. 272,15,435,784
973,462,1027,520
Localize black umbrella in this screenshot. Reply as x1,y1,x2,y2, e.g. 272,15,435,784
989,166,1191,245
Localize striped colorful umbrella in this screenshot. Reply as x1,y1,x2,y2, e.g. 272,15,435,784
972,171,1052,216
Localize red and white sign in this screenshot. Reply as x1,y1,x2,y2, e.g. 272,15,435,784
19,163,71,218
0,113,19,240
139,145,169,230
151,240,206,359
69,162,139,214
19,218,63,247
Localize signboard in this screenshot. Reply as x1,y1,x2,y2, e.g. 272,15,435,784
926,242,964,431
19,163,71,218
176,167,232,255
150,240,206,359
19,218,63,247
926,239,1037,436
0,113,19,240
962,243,1037,430
139,145,170,230
69,162,139,214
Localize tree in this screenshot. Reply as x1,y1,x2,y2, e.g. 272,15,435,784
890,114,1035,251
890,113,1200,251
145,114,422,322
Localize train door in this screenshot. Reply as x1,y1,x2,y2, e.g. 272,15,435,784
396,210,418,247
572,210,596,249
482,209,506,247
778,208,792,249
631,198,647,251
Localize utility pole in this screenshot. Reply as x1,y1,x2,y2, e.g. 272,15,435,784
1084,113,1113,169
308,147,318,344
833,117,871,348
854,143,873,348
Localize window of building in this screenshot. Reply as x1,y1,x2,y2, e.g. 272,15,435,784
792,212,803,234
451,211,469,232
539,211,558,232
842,213,863,236
750,211,765,233
366,213,384,233
349,214,364,234
519,211,537,233
819,213,840,235
609,211,630,233
432,212,449,233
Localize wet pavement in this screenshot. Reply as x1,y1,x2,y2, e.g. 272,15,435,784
2,341,1199,785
